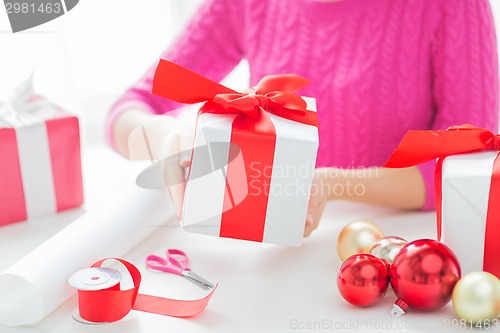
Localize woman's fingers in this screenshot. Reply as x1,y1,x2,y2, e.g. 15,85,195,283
304,199,326,237
178,126,194,168
161,133,187,221
162,122,195,221
304,170,328,237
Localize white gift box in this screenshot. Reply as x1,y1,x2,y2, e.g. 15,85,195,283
441,151,500,277
182,97,319,246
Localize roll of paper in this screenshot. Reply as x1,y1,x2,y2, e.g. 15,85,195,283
0,184,174,327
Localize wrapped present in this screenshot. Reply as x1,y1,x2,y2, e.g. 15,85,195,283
385,125,500,278
152,60,319,246
0,77,83,226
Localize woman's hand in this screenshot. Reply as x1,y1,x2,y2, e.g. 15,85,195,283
302,166,426,238
304,168,330,237
114,109,195,220
156,118,194,221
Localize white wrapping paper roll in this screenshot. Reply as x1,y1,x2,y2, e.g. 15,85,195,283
0,184,174,327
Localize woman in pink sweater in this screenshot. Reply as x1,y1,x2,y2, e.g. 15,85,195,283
107,0,499,236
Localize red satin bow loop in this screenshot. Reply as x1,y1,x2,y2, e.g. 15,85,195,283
384,125,499,168
151,59,317,127
384,124,500,277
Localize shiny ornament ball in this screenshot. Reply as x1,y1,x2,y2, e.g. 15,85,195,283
390,239,461,312
337,254,390,307
370,236,408,264
452,272,500,324
337,221,384,261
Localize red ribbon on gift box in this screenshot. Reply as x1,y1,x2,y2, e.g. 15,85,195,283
152,60,318,127
151,60,318,243
0,116,83,226
384,124,500,277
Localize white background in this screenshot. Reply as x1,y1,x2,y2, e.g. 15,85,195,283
0,0,250,147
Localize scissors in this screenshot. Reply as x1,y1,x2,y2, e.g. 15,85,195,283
145,249,215,290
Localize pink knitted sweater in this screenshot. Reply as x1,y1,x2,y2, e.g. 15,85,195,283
107,0,499,210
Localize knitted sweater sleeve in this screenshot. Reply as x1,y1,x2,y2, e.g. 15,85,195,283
418,0,499,210
105,0,245,147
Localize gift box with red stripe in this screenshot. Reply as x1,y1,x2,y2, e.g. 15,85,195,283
152,60,319,246
0,78,83,226
385,125,500,278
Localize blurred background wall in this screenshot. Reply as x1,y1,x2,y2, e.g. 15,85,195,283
0,0,498,144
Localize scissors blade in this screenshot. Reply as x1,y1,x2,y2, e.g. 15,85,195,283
182,271,215,290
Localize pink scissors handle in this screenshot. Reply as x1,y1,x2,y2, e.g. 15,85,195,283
145,249,215,290
167,249,190,270
145,255,182,275
145,249,190,275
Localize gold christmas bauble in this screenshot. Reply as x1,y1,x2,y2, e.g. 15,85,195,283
337,221,384,261
452,271,500,324
369,236,408,264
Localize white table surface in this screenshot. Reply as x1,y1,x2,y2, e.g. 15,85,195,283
0,142,464,333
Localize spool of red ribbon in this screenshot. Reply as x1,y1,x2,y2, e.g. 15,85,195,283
68,258,217,324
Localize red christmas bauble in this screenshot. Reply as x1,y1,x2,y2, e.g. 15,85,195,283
337,254,390,307
390,239,461,313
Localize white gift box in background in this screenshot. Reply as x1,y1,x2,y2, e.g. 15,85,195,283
182,97,319,246
441,151,500,277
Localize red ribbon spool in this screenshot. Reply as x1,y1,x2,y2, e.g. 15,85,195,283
70,258,216,323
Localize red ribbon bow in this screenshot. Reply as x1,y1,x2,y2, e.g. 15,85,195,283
384,124,500,277
384,125,500,167
151,59,318,127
